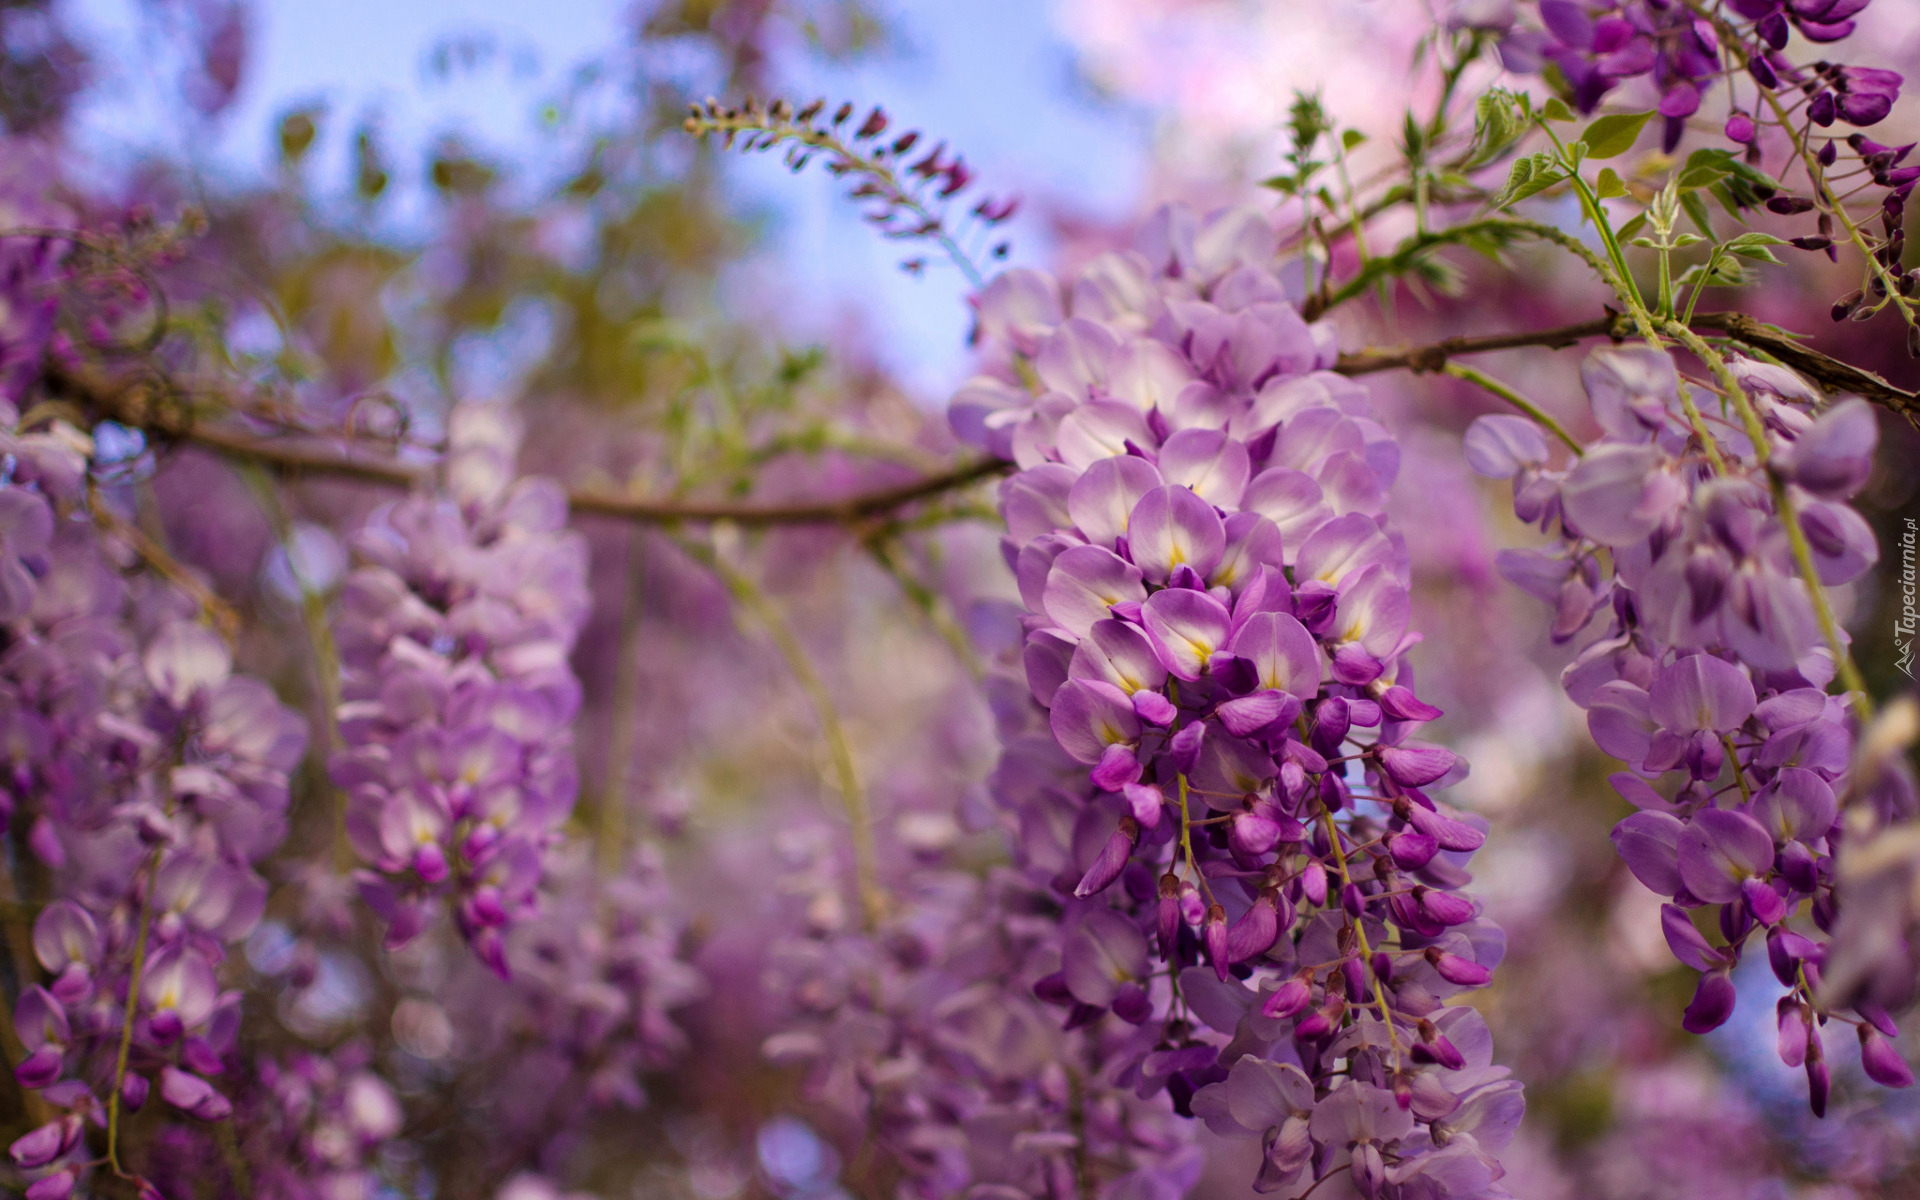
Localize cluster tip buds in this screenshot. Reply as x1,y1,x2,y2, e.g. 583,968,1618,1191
1074,816,1141,898
1261,973,1314,1019
1204,904,1229,981
1682,968,1738,1034
1860,1025,1915,1088
1425,947,1493,988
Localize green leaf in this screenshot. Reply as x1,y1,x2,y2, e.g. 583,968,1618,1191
1676,258,1748,289
1403,110,1426,158
1595,167,1628,199
1505,168,1565,205
1496,153,1565,208
1676,147,1735,190
1617,212,1649,242
1542,97,1577,123
1465,90,1525,169
1580,110,1655,159
1342,129,1367,150
1725,231,1786,263
1261,174,1300,194
1497,155,1533,197
1679,190,1716,239
1707,180,1751,222
1671,233,1709,247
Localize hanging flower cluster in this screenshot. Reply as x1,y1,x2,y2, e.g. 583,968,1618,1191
763,842,1202,1200
1495,0,1915,320
1513,0,1902,135
949,204,1522,1199
1467,344,1908,1115
450,841,705,1135
333,403,591,975
237,1046,404,1200
0,407,311,1199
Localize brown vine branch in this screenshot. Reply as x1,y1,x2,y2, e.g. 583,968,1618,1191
1336,309,1920,416
49,304,1912,527
51,362,1011,526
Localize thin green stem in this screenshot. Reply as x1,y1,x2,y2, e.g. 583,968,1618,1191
1315,216,1619,315
1176,775,1216,907
233,463,351,867
597,528,652,874
1720,734,1754,803
1442,362,1584,455
1539,122,1645,314
863,535,981,679
1317,809,1401,1057
106,841,164,1174
1662,320,1873,718
685,536,886,927
1678,246,1723,328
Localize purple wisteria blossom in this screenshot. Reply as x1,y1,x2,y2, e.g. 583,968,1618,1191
1468,343,1911,1116
333,403,591,976
0,408,311,1199
947,204,1519,1199
764,842,1202,1200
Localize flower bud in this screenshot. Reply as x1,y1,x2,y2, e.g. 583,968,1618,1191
1426,947,1493,987
1074,817,1140,898
1682,969,1737,1034
1777,998,1810,1068
1387,831,1439,871
1155,873,1181,959
1416,886,1475,926
9,1118,75,1170
1807,1038,1831,1118
13,1046,61,1090
122,1070,150,1112
1341,956,1368,1001
1341,882,1365,918
1204,904,1229,981
1860,1026,1915,1088
1261,974,1313,1019
1301,861,1328,907
26,1171,74,1200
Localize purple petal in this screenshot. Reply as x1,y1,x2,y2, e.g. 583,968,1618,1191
1463,414,1550,478
1129,485,1227,584
1158,428,1251,507
1241,468,1332,558
1749,766,1837,844
1226,611,1322,696
1615,813,1688,896
1561,444,1683,546
1043,545,1147,638
1294,513,1393,588
1048,679,1142,765
1142,588,1234,682
1068,454,1164,548
1649,654,1756,734
1785,398,1876,499
1217,689,1293,738
1682,970,1737,1033
1377,742,1457,788
1677,809,1777,904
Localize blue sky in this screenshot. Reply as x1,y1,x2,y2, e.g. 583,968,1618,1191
65,0,1149,398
